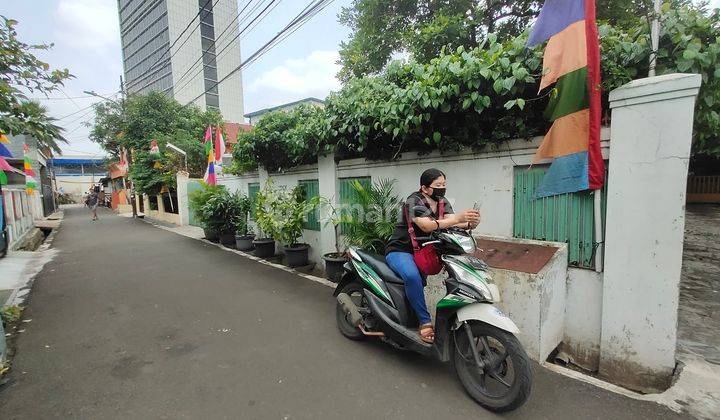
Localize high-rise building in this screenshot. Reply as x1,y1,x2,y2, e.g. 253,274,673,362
117,0,244,122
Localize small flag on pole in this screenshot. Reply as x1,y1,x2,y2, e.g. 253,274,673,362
528,0,604,198
23,143,36,194
214,126,225,175
150,139,162,169
203,126,216,185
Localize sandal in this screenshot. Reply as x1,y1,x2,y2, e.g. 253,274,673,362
419,323,435,344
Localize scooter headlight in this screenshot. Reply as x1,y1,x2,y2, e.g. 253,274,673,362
451,261,494,302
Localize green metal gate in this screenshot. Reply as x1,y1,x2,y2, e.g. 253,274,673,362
248,182,260,220
187,180,203,227
339,177,371,234
513,167,607,269
298,179,320,231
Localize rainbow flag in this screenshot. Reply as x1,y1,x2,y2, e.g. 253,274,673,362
203,126,216,185
0,132,10,185
0,157,10,185
528,0,604,198
23,143,36,194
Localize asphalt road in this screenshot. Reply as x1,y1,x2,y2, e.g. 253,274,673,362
0,207,689,419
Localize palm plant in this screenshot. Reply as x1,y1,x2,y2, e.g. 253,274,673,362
343,178,401,254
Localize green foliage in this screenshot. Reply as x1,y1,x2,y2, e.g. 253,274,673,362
202,189,246,234
188,182,227,227
235,193,253,236
230,104,327,173
253,180,319,245
327,36,545,159
343,178,401,254
1,305,22,327
0,16,73,152
254,180,283,240
90,91,224,195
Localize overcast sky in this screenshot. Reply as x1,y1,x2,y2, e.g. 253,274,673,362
2,0,718,156
3,0,352,156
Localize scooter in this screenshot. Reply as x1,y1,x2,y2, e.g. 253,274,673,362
334,227,532,412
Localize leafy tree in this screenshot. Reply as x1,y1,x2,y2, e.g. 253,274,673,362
600,2,720,158
338,0,541,81
0,16,72,151
90,91,223,195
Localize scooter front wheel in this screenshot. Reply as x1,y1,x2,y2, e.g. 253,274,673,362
452,321,532,412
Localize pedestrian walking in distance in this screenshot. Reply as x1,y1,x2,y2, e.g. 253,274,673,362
88,187,100,221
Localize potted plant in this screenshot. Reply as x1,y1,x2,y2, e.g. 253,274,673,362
253,181,281,258
203,191,243,247
234,193,254,251
189,183,226,242
320,199,349,282
275,187,320,267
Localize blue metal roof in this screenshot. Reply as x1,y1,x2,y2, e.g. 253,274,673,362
50,158,105,165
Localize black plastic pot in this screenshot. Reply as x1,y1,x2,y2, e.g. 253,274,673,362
219,231,236,248
235,234,254,251
203,227,219,242
253,238,276,258
323,253,348,283
285,243,310,268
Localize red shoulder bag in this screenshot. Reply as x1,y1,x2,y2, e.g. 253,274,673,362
404,199,444,276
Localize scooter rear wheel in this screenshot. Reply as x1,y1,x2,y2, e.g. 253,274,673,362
335,282,367,340
452,321,532,412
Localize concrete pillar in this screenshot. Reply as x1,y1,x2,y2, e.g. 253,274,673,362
600,74,701,392
258,166,269,186
177,172,190,226
318,152,339,256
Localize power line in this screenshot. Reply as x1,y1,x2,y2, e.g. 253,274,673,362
185,0,334,106
170,0,274,98
29,94,98,101
125,0,218,91
56,103,98,120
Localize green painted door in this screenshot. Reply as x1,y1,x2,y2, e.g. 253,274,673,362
339,177,371,234
298,179,320,231
187,180,203,227
513,167,607,269
248,182,260,220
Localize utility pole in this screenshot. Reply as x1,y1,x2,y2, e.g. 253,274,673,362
85,77,136,217
649,0,661,77
119,76,137,218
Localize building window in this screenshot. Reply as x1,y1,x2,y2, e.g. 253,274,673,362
248,182,260,220
298,179,320,231
512,166,607,269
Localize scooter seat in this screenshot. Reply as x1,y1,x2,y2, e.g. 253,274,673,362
356,250,405,285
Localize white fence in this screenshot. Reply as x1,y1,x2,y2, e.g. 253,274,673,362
2,186,43,249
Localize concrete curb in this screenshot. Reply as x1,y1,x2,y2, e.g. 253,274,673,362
141,219,337,290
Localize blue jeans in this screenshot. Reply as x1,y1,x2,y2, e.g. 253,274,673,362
385,251,431,325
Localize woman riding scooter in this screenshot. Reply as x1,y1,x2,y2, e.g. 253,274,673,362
384,168,481,343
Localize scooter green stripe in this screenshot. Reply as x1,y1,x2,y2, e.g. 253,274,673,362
354,261,392,302
437,293,475,309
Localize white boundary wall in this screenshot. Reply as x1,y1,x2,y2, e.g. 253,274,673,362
3,186,43,249
173,73,699,391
